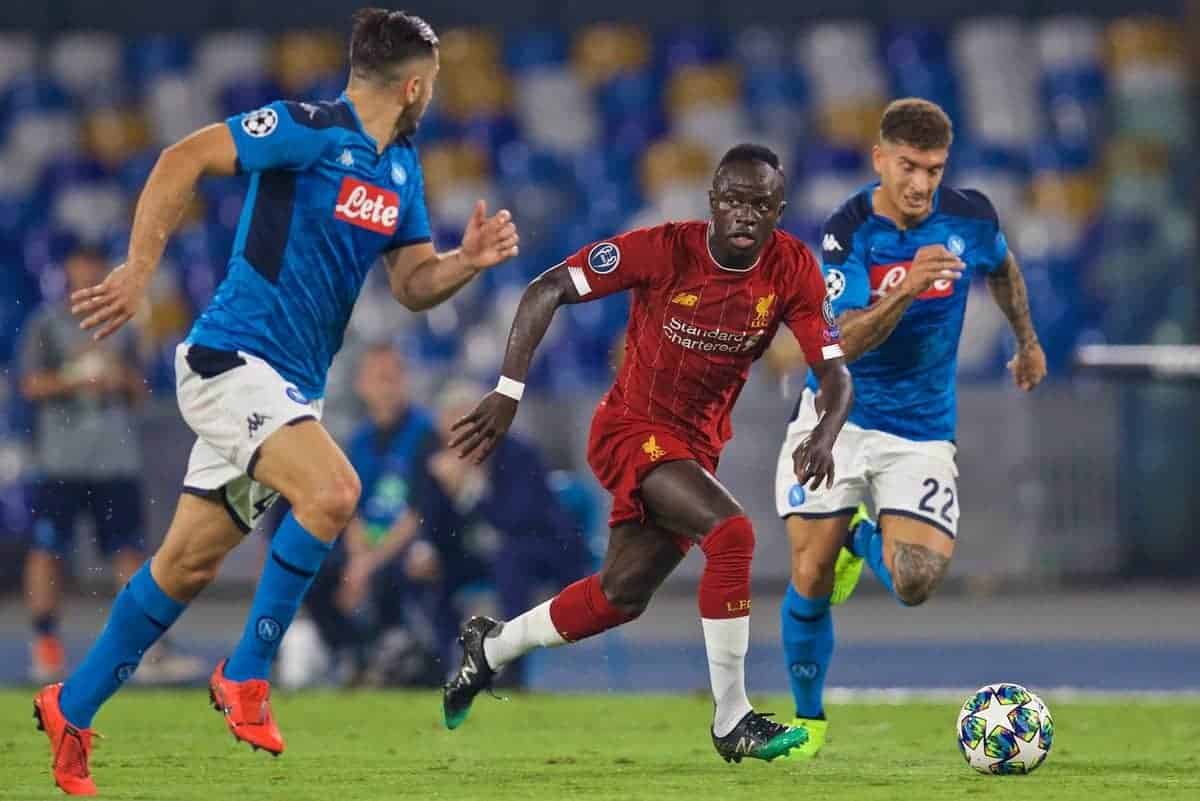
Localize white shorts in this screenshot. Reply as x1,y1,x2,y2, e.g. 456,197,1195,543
774,389,960,537
175,343,323,532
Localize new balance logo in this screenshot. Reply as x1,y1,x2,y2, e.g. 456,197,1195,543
247,413,272,436
822,234,842,253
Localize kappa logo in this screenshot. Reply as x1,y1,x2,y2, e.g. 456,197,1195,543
671,291,699,307
334,177,400,235
587,242,620,274
299,102,320,119
241,107,278,138
338,148,355,168
247,412,272,437
822,233,842,253
642,435,666,462
751,293,776,327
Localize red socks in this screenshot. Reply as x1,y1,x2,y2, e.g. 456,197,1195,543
548,574,638,643
548,515,755,640
698,515,755,619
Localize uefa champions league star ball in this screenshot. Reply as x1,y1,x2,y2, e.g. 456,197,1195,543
956,683,1053,775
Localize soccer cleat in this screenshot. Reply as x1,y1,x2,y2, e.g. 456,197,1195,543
31,634,67,684
33,683,98,796
830,504,871,606
208,659,284,756
778,717,828,759
442,616,501,730
712,711,808,763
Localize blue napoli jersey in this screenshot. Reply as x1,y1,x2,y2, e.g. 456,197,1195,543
804,184,1008,441
188,95,432,399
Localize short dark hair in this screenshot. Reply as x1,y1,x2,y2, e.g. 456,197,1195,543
880,98,953,150
349,8,439,82
718,143,783,174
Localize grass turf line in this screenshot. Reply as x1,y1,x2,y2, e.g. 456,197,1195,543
3,690,1198,800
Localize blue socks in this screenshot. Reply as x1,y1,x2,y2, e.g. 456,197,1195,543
60,561,184,728
225,513,331,681
851,517,896,597
780,584,833,720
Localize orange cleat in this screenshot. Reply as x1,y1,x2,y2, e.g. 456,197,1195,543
32,635,67,684
208,659,285,756
33,683,98,796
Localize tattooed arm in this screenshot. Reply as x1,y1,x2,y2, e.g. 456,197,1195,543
986,252,1046,391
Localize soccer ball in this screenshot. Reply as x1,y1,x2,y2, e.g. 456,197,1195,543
956,683,1053,775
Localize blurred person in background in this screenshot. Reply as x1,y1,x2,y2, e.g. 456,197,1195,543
300,342,439,684
19,246,203,686
426,381,590,688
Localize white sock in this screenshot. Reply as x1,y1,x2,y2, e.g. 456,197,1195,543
702,616,753,738
483,600,567,669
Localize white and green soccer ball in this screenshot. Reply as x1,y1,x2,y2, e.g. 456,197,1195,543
956,683,1053,775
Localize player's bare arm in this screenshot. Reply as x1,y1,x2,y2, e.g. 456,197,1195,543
986,251,1046,391
385,199,519,311
450,265,582,461
794,357,852,489
72,124,239,340
836,244,964,361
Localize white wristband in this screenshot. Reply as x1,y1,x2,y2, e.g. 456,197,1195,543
495,376,525,402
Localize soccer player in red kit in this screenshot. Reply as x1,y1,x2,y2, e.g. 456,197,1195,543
443,144,853,762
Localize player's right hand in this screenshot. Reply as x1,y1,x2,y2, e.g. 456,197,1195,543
70,263,150,341
449,392,518,463
901,245,964,297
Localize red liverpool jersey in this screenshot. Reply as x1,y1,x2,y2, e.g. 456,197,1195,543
564,221,842,458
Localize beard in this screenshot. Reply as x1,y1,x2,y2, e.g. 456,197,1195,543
391,103,424,141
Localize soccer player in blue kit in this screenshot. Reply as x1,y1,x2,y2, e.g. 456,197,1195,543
773,99,1047,757
33,9,519,795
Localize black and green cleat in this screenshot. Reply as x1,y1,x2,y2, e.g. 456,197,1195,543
712,711,809,763
442,616,502,730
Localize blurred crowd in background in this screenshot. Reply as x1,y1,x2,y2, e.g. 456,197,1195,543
0,12,1194,684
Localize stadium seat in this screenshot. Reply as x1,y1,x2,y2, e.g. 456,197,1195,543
49,33,122,100
0,33,36,95
272,31,344,95
572,24,651,87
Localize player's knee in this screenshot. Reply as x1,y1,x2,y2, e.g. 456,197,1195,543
700,514,754,558
157,550,221,600
304,469,361,531
790,559,833,597
890,543,950,607
892,568,938,607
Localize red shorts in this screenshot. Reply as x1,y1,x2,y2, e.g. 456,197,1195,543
586,407,720,551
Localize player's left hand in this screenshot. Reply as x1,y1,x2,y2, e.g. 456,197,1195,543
449,391,518,463
460,200,519,270
1008,340,1047,391
70,263,150,341
793,432,837,491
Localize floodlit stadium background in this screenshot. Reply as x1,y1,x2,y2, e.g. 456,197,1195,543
0,1,1196,692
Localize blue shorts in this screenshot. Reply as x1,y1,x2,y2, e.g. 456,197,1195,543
30,478,146,558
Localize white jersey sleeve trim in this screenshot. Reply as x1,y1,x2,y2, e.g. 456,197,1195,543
567,266,592,297
822,344,845,360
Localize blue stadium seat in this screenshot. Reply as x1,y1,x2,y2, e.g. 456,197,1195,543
504,29,569,72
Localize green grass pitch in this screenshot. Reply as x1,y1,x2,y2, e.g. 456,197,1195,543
3,690,1198,800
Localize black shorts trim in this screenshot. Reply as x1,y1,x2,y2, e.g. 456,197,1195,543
221,488,252,534
782,507,858,521
270,551,316,579
787,608,829,624
246,448,262,482
181,485,216,499
286,415,317,427
185,345,245,379
877,508,956,540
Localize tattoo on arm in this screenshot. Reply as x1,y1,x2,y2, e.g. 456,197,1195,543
986,253,1038,347
836,290,917,362
891,542,951,604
